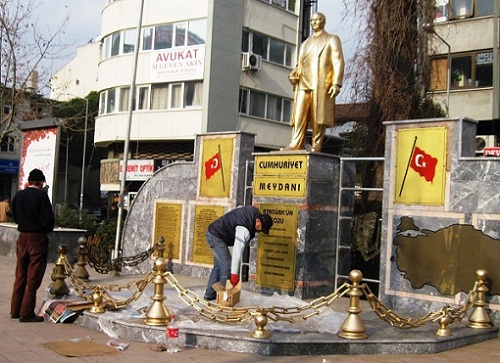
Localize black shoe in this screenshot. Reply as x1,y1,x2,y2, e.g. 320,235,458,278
204,295,216,301
11,313,20,319
19,315,44,323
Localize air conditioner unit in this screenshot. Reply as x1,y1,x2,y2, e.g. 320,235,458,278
242,52,262,72
476,135,498,154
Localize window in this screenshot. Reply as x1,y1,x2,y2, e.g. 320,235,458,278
2,105,11,116
187,19,207,45
170,83,183,109
448,0,493,19
0,136,15,153
137,86,150,110
250,91,266,118
239,88,292,122
151,84,169,110
123,29,136,54
142,27,153,51
175,23,187,47
111,32,121,57
100,82,203,114
106,88,116,113
184,81,203,107
155,24,173,50
429,50,493,91
243,30,294,67
119,87,130,111
259,0,296,12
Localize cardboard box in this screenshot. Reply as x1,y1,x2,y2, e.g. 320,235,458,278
212,280,241,307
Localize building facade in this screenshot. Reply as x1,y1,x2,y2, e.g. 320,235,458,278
94,0,311,196
429,0,499,153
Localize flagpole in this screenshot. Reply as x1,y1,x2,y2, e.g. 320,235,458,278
218,144,226,191
113,0,145,261
399,136,418,197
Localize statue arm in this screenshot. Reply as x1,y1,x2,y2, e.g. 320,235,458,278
328,35,345,98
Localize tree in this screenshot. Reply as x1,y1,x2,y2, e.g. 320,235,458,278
345,0,441,155
342,0,444,211
0,0,69,142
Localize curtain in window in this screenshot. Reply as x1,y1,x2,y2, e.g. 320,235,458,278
151,84,169,109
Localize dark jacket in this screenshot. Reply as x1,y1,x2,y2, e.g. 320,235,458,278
208,206,259,246
12,187,55,233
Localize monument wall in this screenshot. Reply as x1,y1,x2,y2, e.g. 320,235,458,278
380,117,500,324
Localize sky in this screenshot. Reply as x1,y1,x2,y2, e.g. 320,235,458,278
34,0,361,96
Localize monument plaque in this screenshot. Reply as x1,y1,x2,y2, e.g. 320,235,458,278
153,202,183,260
256,204,298,291
192,205,225,264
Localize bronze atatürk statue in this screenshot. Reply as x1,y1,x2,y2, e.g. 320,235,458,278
283,12,344,153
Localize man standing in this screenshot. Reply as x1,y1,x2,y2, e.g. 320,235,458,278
10,169,55,322
283,12,344,153
204,206,273,301
0,197,11,222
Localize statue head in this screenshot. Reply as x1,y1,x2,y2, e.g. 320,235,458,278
310,12,326,32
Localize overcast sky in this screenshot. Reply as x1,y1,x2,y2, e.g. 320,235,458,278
34,0,360,97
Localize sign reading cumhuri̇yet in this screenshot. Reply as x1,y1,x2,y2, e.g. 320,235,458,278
151,45,205,83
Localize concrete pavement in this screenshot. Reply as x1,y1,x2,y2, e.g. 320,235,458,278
1,254,499,362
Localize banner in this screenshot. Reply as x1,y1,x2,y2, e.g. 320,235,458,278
19,127,59,203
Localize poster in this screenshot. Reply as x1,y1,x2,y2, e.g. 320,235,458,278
19,127,59,202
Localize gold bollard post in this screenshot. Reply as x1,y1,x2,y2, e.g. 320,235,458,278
74,236,90,281
468,269,494,329
338,270,368,340
145,257,171,326
251,310,271,339
156,236,165,259
436,313,452,337
49,245,71,296
88,288,106,313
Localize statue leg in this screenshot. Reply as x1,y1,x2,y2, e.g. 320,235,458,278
283,91,311,150
311,123,326,152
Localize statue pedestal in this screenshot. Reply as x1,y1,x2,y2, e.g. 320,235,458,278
249,151,345,299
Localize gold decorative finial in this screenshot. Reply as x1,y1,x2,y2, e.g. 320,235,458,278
74,236,90,281
338,270,368,339
89,288,105,313
49,245,70,296
468,269,493,329
145,257,171,326
251,310,271,339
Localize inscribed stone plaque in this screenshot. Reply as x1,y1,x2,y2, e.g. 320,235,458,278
256,204,298,291
192,205,225,264
153,202,183,260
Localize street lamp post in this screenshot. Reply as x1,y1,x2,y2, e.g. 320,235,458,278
79,98,89,222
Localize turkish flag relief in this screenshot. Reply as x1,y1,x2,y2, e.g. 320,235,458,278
204,152,222,180
410,146,438,183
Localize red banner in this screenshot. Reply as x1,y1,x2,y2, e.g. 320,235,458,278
410,146,438,183
204,152,222,180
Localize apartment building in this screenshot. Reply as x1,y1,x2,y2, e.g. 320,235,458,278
94,0,312,196
429,0,498,154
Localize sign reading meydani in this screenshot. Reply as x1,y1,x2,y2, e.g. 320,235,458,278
153,202,183,260
395,127,447,205
199,137,234,198
192,205,225,264
256,204,298,291
253,154,307,198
